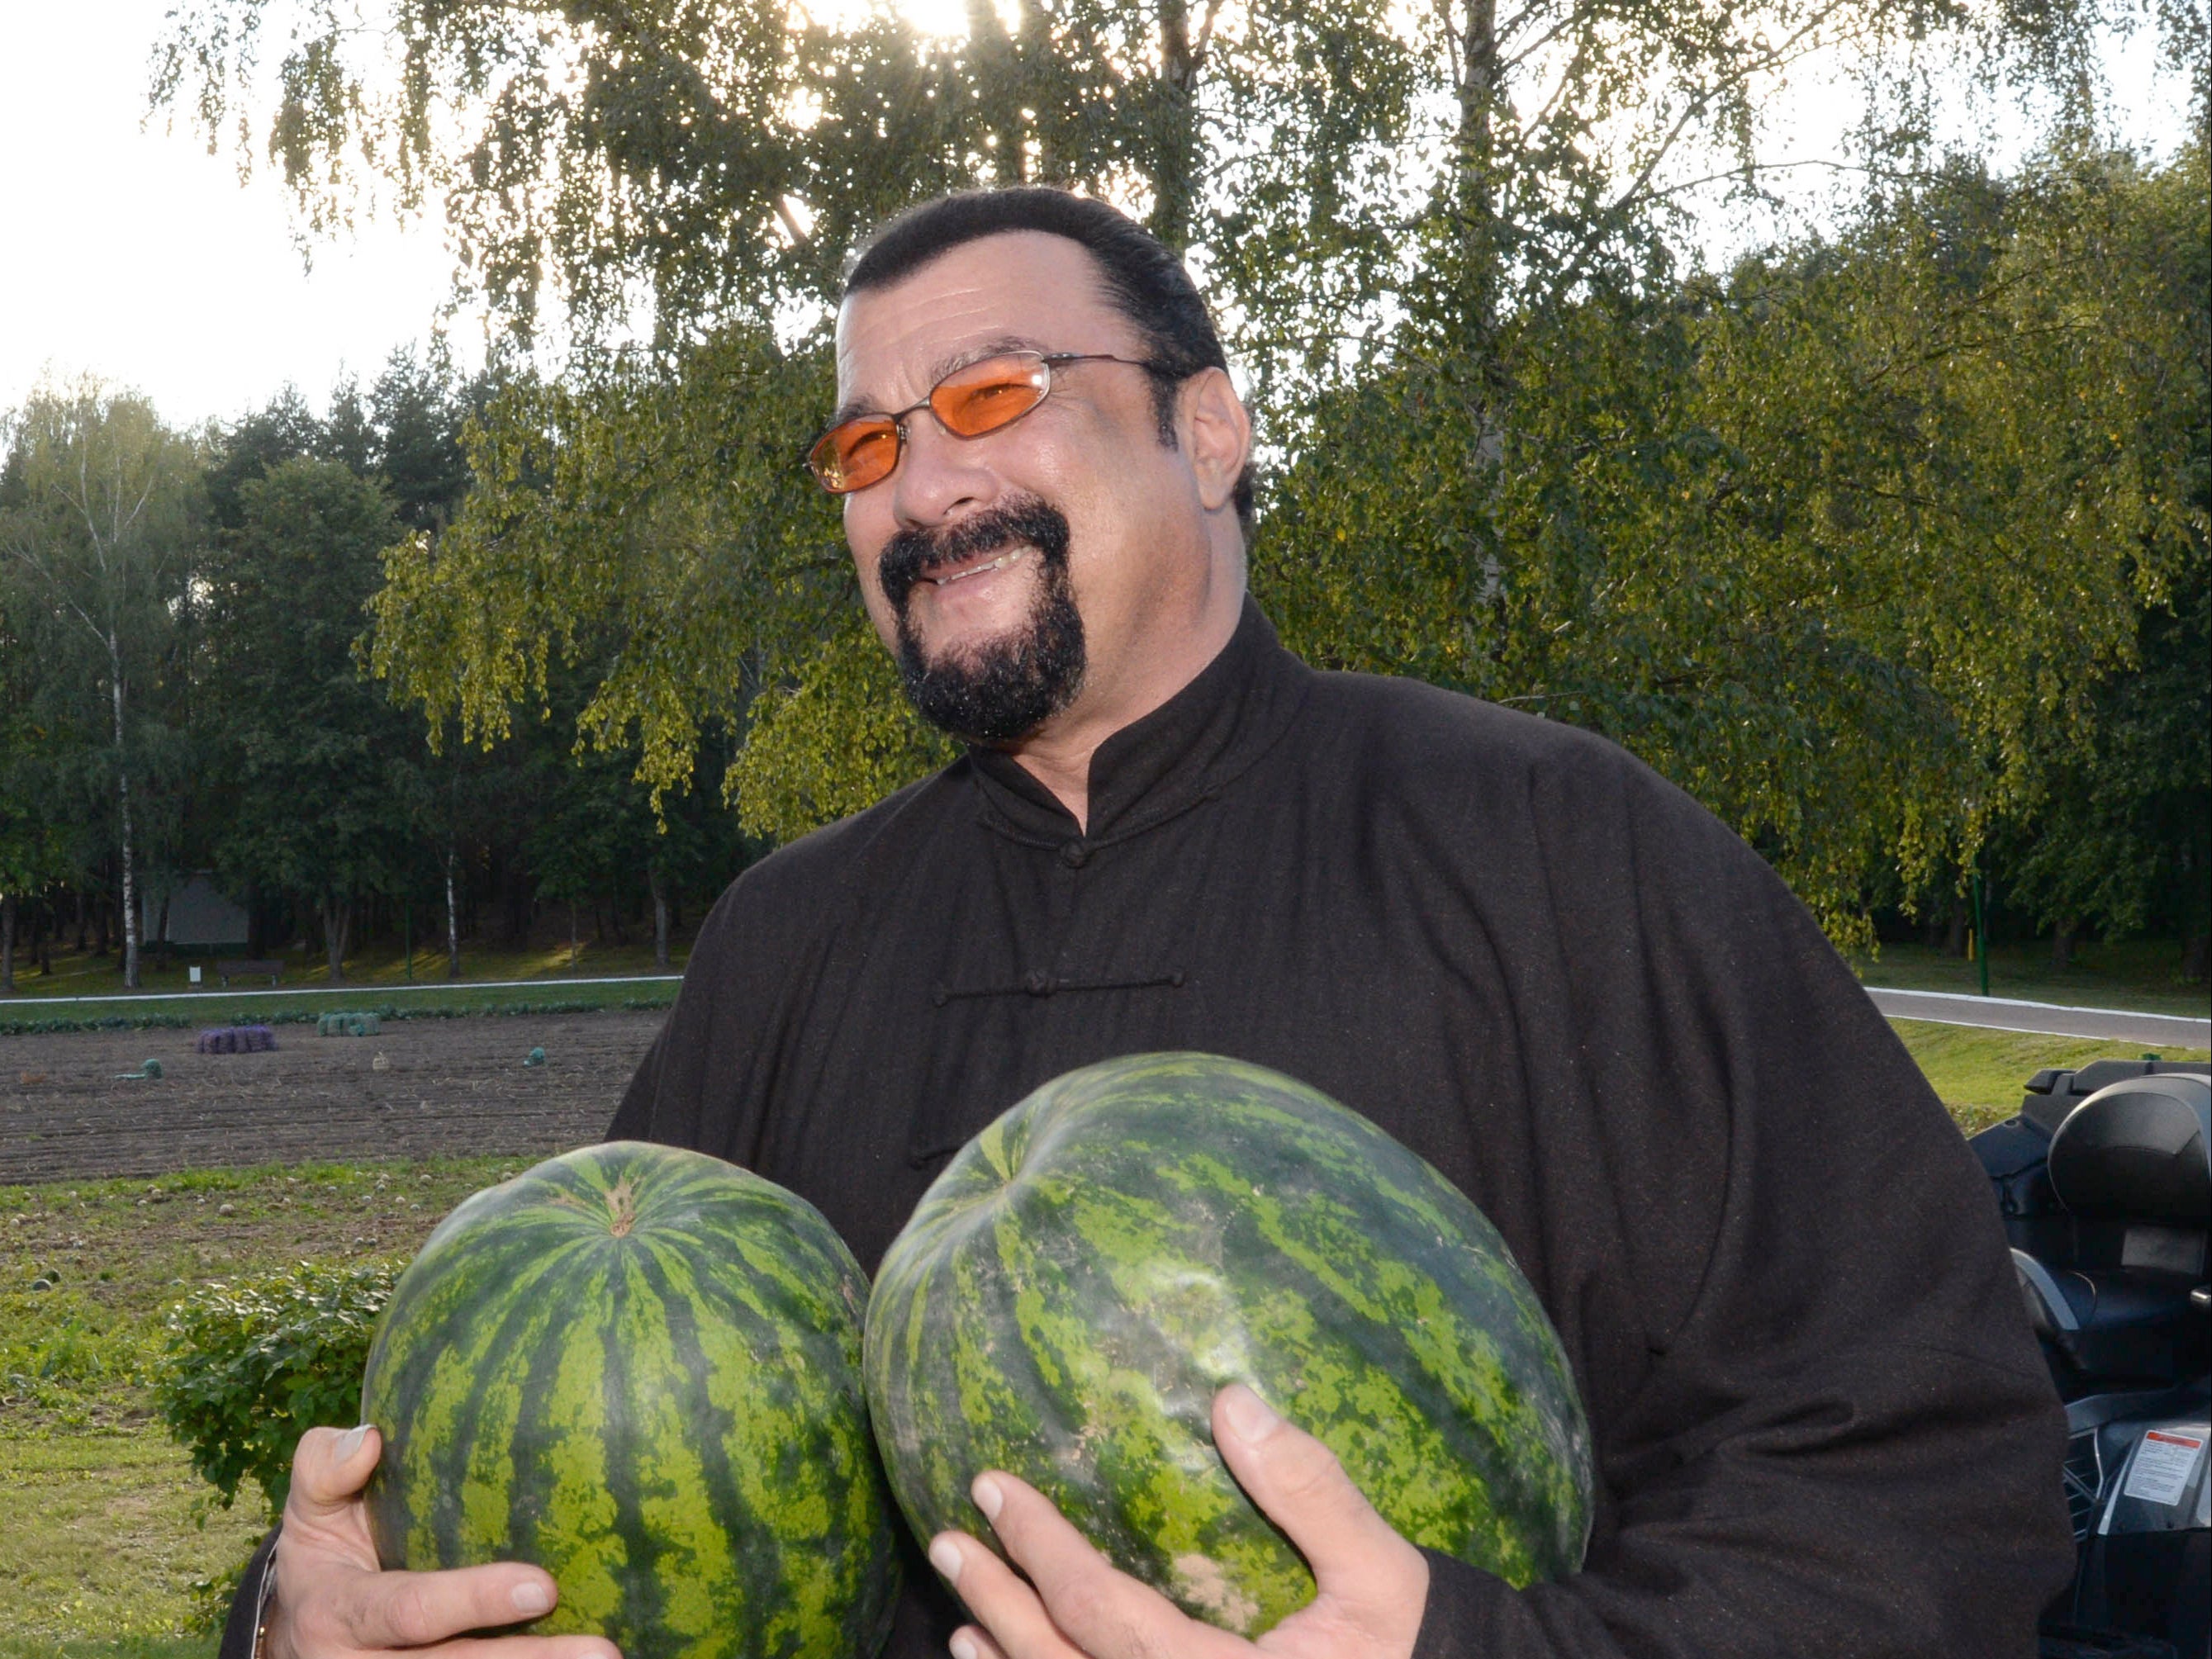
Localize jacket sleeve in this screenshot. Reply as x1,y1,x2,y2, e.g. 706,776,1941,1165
216,1528,280,1659
606,870,786,1158
1409,747,2075,1657
607,807,881,1158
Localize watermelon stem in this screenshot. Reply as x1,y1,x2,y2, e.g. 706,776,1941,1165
606,1175,639,1237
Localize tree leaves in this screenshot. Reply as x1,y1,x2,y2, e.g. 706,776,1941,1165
149,0,2205,951
364,325,856,819
1259,146,2207,942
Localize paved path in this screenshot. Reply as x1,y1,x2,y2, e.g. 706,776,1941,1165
1868,987,2211,1049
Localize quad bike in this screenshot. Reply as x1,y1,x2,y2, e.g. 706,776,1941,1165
1968,1058,2210,1658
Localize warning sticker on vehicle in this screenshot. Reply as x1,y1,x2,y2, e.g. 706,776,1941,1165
2120,1429,2206,1509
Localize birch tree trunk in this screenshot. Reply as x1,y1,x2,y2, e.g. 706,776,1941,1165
649,866,671,971
1454,0,1500,339
109,637,140,989
445,846,462,978
1151,0,1202,252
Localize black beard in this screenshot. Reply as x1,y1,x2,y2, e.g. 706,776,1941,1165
878,497,1087,746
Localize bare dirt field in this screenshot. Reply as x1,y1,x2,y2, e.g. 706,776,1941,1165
0,1010,667,1183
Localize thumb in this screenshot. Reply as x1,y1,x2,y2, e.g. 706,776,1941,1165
287,1423,381,1522
1212,1386,1427,1610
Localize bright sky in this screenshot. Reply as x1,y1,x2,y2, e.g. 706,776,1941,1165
0,0,470,430
0,2,2186,432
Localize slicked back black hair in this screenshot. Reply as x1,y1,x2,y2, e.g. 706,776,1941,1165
843,187,1255,530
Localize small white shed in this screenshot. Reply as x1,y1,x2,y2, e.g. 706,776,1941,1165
140,874,251,948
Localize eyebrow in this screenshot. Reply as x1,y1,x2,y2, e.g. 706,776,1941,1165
828,334,1055,429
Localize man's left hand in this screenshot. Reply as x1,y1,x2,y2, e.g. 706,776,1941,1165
927,1384,1430,1659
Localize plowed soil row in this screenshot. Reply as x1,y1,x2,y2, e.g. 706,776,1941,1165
0,1009,667,1183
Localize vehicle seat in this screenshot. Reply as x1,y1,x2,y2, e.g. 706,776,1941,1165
2014,1252,2204,1386
2020,1073,2211,1389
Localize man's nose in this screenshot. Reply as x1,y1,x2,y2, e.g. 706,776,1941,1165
890,416,995,528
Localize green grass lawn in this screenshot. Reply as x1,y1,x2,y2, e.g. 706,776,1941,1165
0,978,681,1032
1,1156,530,1647
1852,936,2210,1020
0,930,692,1007
0,937,685,1030
1888,1018,2209,1134
0,1434,254,1655
1,1020,2204,1647
0,1640,216,1659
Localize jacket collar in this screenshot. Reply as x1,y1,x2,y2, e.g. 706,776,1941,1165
966,596,1312,845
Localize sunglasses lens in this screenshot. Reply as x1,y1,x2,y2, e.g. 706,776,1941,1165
811,355,1061,491
810,419,899,493
932,356,1051,437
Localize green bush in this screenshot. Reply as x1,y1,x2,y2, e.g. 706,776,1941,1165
154,1259,397,1520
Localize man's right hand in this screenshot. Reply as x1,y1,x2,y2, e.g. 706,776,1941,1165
265,1424,621,1659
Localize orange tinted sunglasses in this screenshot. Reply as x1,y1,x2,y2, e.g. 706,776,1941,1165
807,350,1156,494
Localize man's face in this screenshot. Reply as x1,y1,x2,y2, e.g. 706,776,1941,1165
833,231,1213,747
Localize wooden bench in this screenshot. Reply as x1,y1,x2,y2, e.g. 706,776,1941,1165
214,959,284,987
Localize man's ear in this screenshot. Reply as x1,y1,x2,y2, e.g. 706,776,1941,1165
1179,367,1251,514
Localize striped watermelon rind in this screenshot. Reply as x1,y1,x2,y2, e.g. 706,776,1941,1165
363,1140,900,1659
864,1053,1593,1637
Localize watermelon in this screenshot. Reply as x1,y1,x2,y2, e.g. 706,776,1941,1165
864,1053,1592,1636
362,1140,900,1659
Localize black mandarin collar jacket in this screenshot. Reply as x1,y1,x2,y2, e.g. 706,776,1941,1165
601,600,2069,1657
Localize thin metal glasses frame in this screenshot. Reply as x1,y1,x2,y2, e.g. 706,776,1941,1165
806,350,1157,494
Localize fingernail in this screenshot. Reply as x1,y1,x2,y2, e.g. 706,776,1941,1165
928,1536,964,1586
971,1475,1004,1522
1221,1384,1281,1443
335,1424,369,1462
950,1633,979,1659
512,1577,555,1617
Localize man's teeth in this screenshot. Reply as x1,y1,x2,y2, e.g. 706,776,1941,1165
930,547,1028,586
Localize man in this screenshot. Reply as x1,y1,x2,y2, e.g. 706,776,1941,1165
230,187,2072,1659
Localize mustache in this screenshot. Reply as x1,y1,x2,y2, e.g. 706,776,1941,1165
878,497,1070,613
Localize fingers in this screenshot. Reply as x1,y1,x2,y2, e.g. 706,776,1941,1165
334,1562,578,1652
929,1528,1080,1659
270,1425,614,1659
274,1556,618,1658
936,1476,1241,1659
1211,1387,1426,1620
947,1626,1012,1659
288,1424,382,1520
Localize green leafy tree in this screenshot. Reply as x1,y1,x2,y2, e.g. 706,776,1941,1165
202,457,424,979
203,385,330,533
360,328,911,834
1990,151,2210,973
0,382,204,988
154,0,2200,949
1999,566,2211,974
151,0,2169,362
0,604,73,991
1260,148,2205,940
524,737,653,965
367,345,479,532
150,0,1415,332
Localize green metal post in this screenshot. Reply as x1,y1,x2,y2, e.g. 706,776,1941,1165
1972,870,1989,998
404,900,414,982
